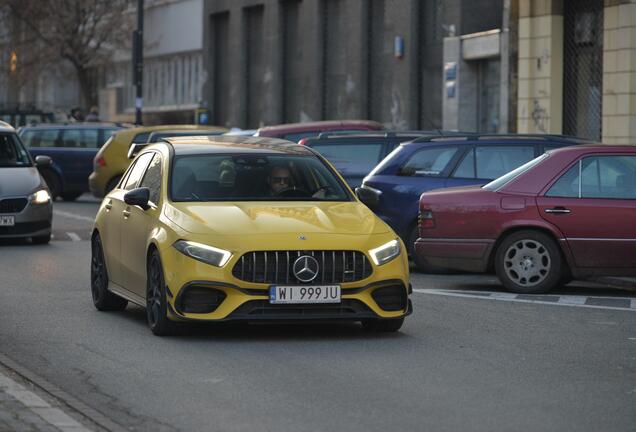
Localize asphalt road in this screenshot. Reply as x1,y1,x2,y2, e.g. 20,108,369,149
0,196,635,431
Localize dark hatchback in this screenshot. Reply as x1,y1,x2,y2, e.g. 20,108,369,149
300,132,439,188
18,123,124,200
356,134,593,262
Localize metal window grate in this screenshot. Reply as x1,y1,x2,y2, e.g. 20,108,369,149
563,0,603,141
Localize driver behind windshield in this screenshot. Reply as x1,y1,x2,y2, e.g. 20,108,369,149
267,165,294,195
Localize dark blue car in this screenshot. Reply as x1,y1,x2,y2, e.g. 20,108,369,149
18,124,124,200
356,134,592,257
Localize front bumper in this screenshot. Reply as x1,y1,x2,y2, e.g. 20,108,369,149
162,246,412,322
0,200,52,239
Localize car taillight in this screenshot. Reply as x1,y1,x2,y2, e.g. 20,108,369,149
418,209,435,229
298,138,307,145
94,156,106,168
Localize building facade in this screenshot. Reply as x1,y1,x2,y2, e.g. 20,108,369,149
202,0,503,130
517,0,636,143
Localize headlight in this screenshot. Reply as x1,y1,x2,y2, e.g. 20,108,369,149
369,239,401,266
173,240,232,267
29,189,51,204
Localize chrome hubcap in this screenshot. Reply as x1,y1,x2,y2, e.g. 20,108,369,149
503,239,551,287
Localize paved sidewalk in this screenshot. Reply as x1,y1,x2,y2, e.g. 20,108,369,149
0,366,91,432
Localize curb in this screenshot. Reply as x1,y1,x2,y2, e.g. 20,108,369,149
0,353,128,432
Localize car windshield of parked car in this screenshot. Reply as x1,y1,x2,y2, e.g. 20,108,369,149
171,154,352,202
482,153,549,191
0,133,32,167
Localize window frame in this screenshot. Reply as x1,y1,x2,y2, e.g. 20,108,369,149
138,152,162,206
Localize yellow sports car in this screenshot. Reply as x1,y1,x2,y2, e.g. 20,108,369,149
91,136,411,335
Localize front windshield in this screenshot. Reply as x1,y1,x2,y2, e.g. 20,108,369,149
171,154,352,202
483,153,549,191
0,133,32,167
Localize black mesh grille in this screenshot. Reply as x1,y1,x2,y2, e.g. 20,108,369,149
371,285,407,311
230,299,375,319
0,198,28,214
232,250,372,284
176,286,226,314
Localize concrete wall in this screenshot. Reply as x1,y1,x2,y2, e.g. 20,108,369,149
202,0,501,129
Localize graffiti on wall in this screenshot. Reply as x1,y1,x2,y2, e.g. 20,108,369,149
531,100,547,133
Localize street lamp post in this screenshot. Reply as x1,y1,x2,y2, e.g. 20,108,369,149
133,0,144,125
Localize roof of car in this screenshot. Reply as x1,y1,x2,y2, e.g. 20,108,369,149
547,143,636,153
18,122,126,129
256,120,383,135
408,133,597,145
162,136,315,156
0,121,15,132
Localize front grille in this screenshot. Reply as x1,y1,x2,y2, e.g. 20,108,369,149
0,221,50,236
371,285,407,311
230,299,376,319
176,286,226,314
232,250,373,284
0,198,28,214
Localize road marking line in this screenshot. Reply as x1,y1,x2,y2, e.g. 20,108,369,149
53,210,94,223
557,296,587,305
489,292,518,300
67,232,81,242
0,369,92,431
413,288,636,312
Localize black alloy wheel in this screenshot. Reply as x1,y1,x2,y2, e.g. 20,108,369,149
91,234,128,311
147,250,177,336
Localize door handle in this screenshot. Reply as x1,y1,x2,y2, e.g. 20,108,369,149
122,209,131,218
104,201,112,211
545,207,571,214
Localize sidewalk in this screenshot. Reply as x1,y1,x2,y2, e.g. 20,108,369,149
0,366,92,432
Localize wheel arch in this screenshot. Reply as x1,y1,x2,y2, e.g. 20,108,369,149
487,223,574,273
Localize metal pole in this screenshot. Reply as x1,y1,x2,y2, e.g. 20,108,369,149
134,0,144,125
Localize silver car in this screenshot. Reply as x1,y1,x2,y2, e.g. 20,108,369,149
0,122,53,244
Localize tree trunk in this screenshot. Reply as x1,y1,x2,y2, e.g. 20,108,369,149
75,65,97,108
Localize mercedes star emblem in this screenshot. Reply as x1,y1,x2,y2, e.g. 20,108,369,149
292,255,320,283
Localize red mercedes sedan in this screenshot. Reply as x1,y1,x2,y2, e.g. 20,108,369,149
415,145,636,293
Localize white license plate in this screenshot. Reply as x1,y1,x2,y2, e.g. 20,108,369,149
269,285,341,304
0,216,15,226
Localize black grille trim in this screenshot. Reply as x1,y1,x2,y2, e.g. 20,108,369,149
176,285,227,314
232,250,373,284
371,285,407,311
0,198,28,214
0,221,50,236
229,299,377,320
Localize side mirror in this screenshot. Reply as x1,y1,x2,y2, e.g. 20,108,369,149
124,187,151,210
355,186,380,210
35,155,53,167
127,143,147,159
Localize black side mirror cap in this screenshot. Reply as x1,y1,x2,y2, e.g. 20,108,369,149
124,187,151,210
35,155,53,167
355,186,380,210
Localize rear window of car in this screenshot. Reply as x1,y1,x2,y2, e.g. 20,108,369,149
453,145,535,179
308,141,385,175
400,146,460,176
20,129,60,148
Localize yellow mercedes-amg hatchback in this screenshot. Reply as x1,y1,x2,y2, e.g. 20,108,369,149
91,136,411,335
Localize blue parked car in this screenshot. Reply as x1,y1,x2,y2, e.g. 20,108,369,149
18,124,124,201
356,134,592,260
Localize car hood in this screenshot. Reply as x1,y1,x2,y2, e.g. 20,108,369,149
0,167,44,197
165,201,390,236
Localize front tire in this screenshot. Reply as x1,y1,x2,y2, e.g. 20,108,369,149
147,250,177,336
91,234,128,311
361,318,404,332
494,230,563,294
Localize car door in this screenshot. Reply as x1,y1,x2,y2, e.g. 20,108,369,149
59,128,100,191
119,152,161,297
537,154,636,269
